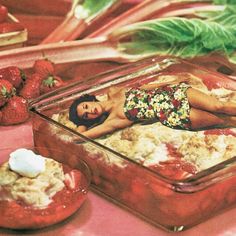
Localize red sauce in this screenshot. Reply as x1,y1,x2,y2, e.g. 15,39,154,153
149,143,197,180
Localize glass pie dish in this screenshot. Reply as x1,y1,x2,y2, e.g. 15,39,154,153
29,57,236,232
0,146,91,229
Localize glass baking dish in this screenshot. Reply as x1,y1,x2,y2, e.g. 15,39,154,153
29,57,236,232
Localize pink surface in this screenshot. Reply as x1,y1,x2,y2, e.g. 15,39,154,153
0,123,236,236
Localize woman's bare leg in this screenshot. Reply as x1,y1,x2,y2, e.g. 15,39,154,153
186,88,236,115
189,108,236,130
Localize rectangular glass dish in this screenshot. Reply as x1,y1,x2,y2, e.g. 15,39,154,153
29,57,236,232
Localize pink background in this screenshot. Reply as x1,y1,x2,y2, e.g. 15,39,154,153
0,122,236,236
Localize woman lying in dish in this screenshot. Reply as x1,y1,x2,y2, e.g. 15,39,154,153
69,74,236,140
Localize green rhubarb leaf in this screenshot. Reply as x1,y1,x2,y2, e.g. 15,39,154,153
113,17,236,62
213,0,236,4
229,52,236,64
206,5,236,27
194,1,236,21
82,0,119,19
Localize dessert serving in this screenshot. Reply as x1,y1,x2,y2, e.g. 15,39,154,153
0,147,90,229
30,57,236,231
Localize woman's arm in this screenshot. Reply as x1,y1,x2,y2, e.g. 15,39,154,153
75,118,133,141
80,123,116,139
75,125,87,133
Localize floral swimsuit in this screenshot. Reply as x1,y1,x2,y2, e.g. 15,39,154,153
124,83,191,130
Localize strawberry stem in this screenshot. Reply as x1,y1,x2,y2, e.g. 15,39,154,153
1,85,15,98
20,69,26,81
43,76,55,88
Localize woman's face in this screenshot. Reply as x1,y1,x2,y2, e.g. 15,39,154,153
77,101,103,120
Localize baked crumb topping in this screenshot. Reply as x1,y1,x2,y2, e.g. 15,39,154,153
0,158,65,208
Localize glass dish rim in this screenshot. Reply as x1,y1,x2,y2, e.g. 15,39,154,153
29,56,236,191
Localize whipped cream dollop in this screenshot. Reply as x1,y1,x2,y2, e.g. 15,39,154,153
9,148,46,178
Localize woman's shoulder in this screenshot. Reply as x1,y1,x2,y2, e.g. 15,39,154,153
108,86,118,94
107,86,125,97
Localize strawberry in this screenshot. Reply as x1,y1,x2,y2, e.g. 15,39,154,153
64,170,82,190
40,75,64,94
0,79,15,107
0,96,29,125
20,73,43,99
0,5,8,23
33,59,55,78
0,66,25,88
0,22,25,33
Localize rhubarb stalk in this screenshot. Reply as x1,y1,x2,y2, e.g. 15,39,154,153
0,37,129,69
41,0,121,44
88,0,212,38
0,8,235,70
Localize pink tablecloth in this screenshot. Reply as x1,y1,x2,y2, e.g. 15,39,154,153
0,122,236,236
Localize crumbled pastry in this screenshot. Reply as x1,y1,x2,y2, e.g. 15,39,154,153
0,155,65,208
210,88,236,101
0,162,18,186
179,134,236,171
51,112,82,142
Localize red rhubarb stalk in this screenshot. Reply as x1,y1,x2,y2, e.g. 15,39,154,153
41,15,87,44
88,0,211,38
0,37,130,69
41,0,122,44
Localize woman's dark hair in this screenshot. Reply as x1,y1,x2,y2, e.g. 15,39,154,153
69,94,109,128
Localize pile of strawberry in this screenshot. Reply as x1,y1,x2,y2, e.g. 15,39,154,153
0,59,64,125
0,5,25,34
